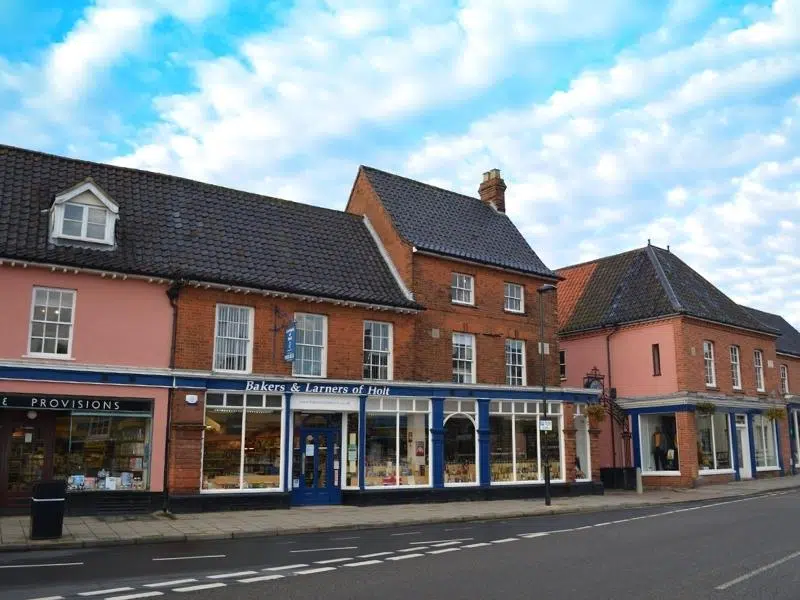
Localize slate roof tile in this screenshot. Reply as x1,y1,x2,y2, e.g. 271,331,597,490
361,166,556,278
0,145,419,310
740,306,800,357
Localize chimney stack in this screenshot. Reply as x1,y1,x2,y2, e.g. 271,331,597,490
478,168,507,213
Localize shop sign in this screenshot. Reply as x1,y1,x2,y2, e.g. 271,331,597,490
0,393,152,413
539,418,553,432
284,322,296,362
245,380,390,396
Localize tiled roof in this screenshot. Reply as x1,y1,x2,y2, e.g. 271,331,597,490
557,245,776,335
740,306,800,357
0,144,419,310
361,166,556,278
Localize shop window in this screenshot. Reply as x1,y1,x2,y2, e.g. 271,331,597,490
452,333,476,384
574,404,591,480
344,413,359,488
29,288,75,357
444,399,477,484
697,412,732,471
213,304,253,373
505,339,526,386
504,282,524,313
754,350,765,392
363,321,392,380
54,414,152,491
202,392,283,490
753,414,778,469
364,397,429,487
451,273,474,305
639,413,679,472
293,313,327,377
703,341,716,387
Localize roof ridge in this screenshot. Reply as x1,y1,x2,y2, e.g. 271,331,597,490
556,246,647,273
645,245,683,312
361,165,487,207
0,143,359,221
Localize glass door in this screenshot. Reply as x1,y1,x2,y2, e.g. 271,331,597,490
736,415,752,480
0,411,55,512
291,428,341,505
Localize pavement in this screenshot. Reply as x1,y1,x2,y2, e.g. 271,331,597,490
2,474,800,553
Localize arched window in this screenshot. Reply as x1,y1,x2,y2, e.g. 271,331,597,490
443,399,477,484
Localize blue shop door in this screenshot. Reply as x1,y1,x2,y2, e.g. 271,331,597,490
291,429,342,506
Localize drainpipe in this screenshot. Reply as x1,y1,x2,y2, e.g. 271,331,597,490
162,280,182,514
606,325,620,468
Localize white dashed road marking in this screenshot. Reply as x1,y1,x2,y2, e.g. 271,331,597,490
173,583,227,593
345,560,383,567
294,567,337,575
431,541,463,547
519,533,549,539
390,531,421,536
207,571,258,579
106,592,164,600
387,554,424,561
265,564,309,571
491,538,518,544
79,588,135,597
291,546,357,553
716,550,800,590
411,538,472,545
463,542,492,548
315,557,354,564
237,574,285,584
358,552,393,558
399,546,427,552
143,579,197,588
27,596,64,600
428,548,460,555
152,554,225,562
1,563,84,569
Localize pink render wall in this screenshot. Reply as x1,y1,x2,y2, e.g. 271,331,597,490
561,319,680,468
0,266,172,368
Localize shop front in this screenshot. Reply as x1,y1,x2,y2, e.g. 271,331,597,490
0,389,163,515
182,377,601,511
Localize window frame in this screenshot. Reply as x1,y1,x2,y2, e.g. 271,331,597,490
730,345,742,390
503,282,524,313
212,304,255,374
505,339,526,386
638,413,681,475
444,399,479,486
452,332,476,384
27,287,77,359
292,313,328,378
703,341,716,388
753,414,779,470
363,320,393,381
754,350,765,393
559,350,566,381
696,412,734,474
652,343,661,376
451,273,475,306
780,364,789,395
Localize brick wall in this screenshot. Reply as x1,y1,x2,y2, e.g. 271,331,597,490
676,318,780,397
780,354,800,398
174,286,416,379
168,389,205,494
410,254,560,386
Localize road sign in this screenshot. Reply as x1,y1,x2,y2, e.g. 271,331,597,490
539,418,553,432
284,321,296,362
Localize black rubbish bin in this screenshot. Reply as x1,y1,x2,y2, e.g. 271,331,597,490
30,480,67,540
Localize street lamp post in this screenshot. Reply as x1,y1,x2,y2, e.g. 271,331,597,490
538,284,557,506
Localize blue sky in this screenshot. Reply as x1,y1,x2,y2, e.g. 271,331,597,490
1,0,799,328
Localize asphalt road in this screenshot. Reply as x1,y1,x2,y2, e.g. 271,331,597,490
3,490,799,600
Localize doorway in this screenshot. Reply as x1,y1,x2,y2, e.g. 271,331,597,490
736,415,752,480
0,411,56,512
291,414,342,506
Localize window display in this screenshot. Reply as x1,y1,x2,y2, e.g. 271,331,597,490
364,397,429,487
444,399,477,484
697,413,732,471
202,392,283,491
574,405,590,480
344,413,359,488
640,413,679,472
753,414,778,468
55,414,151,491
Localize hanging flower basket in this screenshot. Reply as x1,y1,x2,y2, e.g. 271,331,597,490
586,403,606,423
695,401,716,415
765,406,786,421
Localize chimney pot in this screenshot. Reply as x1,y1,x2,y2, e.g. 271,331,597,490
478,168,507,212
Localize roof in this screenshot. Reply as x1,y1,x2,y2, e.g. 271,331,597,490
740,306,800,358
360,166,556,279
557,245,777,336
0,144,419,310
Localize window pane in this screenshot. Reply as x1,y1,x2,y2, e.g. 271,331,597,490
399,413,428,485
541,416,561,480
206,393,224,406
515,418,540,481
246,394,264,407
697,414,714,470
640,413,679,472
452,333,474,383
365,413,397,486
88,207,106,225
214,305,251,372
490,415,513,482
86,223,106,240
712,412,731,469
574,415,590,479
345,413,360,487
202,409,243,490
242,411,281,489
295,314,325,376
444,415,476,483
64,204,84,220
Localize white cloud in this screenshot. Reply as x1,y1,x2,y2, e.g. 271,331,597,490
666,186,688,207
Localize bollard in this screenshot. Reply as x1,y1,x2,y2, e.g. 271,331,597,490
636,467,643,494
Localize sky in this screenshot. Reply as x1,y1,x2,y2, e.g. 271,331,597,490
1,0,799,328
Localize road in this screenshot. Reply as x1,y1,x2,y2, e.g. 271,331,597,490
3,490,799,600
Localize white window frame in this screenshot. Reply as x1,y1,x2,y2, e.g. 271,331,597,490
488,401,566,484
753,414,779,470
27,287,76,359
451,273,475,306
505,339,526,386
780,364,789,395
200,392,285,493
503,282,524,313
754,350,765,392
573,403,591,481
559,350,566,380
362,397,431,490
730,346,742,390
59,202,111,243
292,313,328,378
452,332,476,384
444,399,479,487
703,341,716,387
51,180,118,246
212,304,254,374
363,321,393,381
696,412,735,474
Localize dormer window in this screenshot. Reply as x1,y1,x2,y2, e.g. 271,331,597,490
50,178,118,246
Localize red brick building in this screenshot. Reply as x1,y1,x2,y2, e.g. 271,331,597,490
558,244,793,489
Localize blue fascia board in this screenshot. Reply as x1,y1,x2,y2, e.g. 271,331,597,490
627,405,694,416
0,365,172,388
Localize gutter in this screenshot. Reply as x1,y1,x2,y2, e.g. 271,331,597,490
162,280,183,514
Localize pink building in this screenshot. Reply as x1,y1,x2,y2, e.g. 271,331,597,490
0,150,174,514
557,244,792,489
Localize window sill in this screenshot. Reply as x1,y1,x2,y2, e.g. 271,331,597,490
490,480,566,486
756,466,781,472
451,301,476,308
200,488,284,494
641,471,682,477
291,373,328,379
22,354,75,361
363,484,432,490
212,368,252,375
699,469,735,476
444,482,479,487
732,389,745,394
503,309,526,316
705,385,719,391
